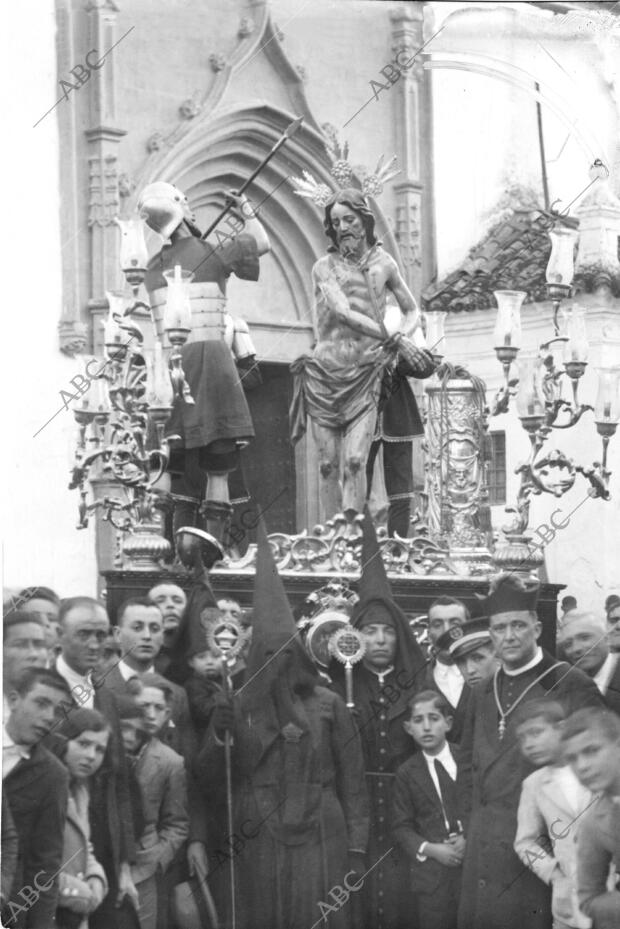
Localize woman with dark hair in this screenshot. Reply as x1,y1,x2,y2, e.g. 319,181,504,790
50,708,110,929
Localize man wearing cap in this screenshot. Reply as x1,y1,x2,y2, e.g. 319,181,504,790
435,617,499,689
558,610,620,715
458,573,603,929
330,511,427,929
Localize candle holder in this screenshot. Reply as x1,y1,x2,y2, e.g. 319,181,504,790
545,218,579,333
68,223,184,570
163,265,195,404
115,218,148,290
491,300,617,572
491,290,525,415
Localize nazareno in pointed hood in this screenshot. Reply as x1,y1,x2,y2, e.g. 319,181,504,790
241,519,319,703
347,508,428,712
236,521,323,845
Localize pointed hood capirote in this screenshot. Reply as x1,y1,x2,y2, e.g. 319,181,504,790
352,506,400,628
346,509,428,717
241,520,319,700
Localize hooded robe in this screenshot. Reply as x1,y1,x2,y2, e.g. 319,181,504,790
194,523,369,929
330,510,428,929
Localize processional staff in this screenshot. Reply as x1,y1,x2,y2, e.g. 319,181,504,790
201,116,304,240
207,615,249,929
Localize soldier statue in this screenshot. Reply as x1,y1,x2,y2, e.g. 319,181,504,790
138,181,269,562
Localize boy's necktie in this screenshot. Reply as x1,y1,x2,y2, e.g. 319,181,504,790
434,758,459,834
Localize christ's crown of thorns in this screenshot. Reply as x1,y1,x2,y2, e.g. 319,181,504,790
289,124,400,207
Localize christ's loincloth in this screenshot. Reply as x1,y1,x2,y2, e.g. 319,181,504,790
290,348,388,442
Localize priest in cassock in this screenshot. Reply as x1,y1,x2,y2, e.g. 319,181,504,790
458,573,603,929
330,510,428,929
194,522,369,929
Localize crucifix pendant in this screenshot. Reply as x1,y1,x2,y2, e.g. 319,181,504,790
498,717,506,740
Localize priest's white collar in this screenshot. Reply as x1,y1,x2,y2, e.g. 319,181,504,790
502,646,543,677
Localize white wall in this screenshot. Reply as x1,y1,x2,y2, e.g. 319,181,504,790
429,1,619,274
2,0,99,596
424,1,620,612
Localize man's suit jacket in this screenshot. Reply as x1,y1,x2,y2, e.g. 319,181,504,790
131,738,189,884
577,793,620,929
99,663,195,761
392,745,469,894
417,662,470,745
601,654,620,716
2,793,19,904
514,765,592,928
2,743,69,929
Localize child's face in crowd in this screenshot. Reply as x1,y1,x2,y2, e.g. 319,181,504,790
135,685,171,736
65,728,110,780
456,645,497,686
120,717,146,754
404,699,452,755
563,727,620,795
189,648,224,679
516,717,563,767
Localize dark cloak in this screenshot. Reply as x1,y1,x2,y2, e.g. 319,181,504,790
194,522,369,929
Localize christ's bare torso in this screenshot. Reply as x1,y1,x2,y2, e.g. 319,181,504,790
312,247,396,367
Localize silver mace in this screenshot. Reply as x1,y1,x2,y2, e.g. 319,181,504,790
201,116,304,240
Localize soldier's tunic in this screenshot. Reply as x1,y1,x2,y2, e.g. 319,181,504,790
145,231,261,509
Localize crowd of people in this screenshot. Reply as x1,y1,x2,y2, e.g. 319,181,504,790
2,515,620,929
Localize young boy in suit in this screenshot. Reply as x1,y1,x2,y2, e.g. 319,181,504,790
120,675,189,929
562,707,620,929
392,689,469,929
514,699,595,929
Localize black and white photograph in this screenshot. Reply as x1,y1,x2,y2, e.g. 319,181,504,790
3,1,620,928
